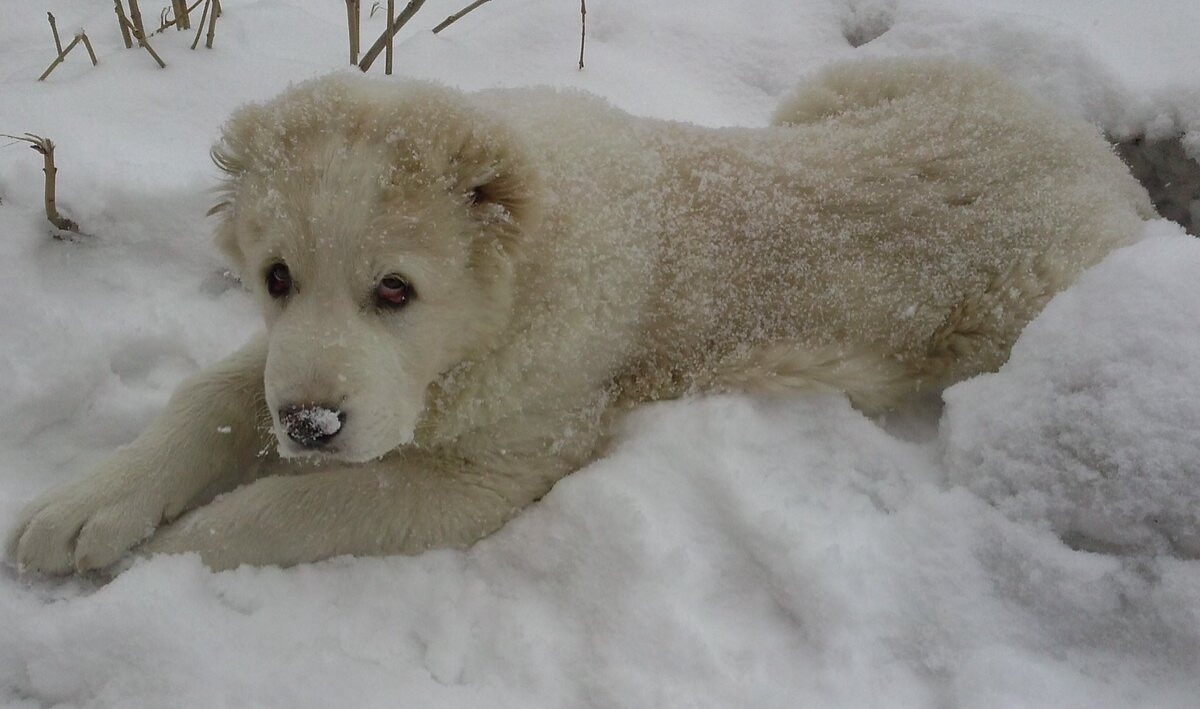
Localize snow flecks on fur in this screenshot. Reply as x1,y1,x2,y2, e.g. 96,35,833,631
208,60,1149,446
619,58,1147,404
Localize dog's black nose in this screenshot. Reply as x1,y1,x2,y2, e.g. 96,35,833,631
279,404,345,448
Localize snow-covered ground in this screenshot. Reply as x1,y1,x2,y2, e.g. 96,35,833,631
2,0,1199,706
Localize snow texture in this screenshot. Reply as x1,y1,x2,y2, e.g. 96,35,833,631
1,0,1199,707
943,224,1200,558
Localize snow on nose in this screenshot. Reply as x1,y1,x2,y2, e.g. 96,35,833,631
279,404,345,448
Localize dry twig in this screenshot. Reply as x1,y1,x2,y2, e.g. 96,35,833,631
578,0,586,70
47,12,63,54
346,0,361,65
118,14,167,67
358,0,427,72
173,0,191,29
205,0,220,48
385,0,394,74
432,0,492,33
0,133,79,233
191,0,211,49
40,12,97,81
117,0,166,66
154,0,204,34
114,0,133,48
127,0,146,38
37,35,81,81
79,33,99,66
38,31,97,81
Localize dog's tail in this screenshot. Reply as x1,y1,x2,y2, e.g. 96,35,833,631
773,59,1192,233
769,57,972,128
708,343,916,413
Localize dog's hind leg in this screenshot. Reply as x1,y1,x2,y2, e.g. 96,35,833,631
708,342,916,413
916,253,1076,390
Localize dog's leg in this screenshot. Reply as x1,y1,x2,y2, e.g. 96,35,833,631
139,446,567,571
708,342,916,412
7,334,273,575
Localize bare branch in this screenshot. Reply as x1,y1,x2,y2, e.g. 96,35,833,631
47,12,63,54
385,0,394,75
358,0,427,73
191,0,211,50
127,0,146,38
205,0,220,48
79,33,99,66
346,0,361,65
120,0,166,67
432,0,492,33
0,134,80,233
578,0,586,70
114,1,133,48
37,34,82,81
119,15,167,67
154,0,204,34
37,20,97,82
174,0,192,30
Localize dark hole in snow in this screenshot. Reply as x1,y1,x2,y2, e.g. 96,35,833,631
1112,133,1200,236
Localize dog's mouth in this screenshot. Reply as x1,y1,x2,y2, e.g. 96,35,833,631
266,384,422,464
273,430,405,465
275,436,342,461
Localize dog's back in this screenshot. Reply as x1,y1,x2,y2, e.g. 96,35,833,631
615,58,1152,406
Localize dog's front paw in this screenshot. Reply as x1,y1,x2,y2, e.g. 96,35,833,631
6,471,169,576
140,475,338,571
138,479,278,572
137,511,233,571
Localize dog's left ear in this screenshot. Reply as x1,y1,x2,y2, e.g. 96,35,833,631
428,105,541,258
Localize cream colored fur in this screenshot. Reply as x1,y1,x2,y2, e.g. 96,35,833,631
7,58,1151,573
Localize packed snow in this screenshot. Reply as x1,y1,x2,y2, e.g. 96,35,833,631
2,0,1199,707
944,227,1200,558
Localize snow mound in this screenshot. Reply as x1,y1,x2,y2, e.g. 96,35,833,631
4,391,1200,708
942,223,1200,556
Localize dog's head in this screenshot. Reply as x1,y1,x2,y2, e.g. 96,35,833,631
210,74,540,462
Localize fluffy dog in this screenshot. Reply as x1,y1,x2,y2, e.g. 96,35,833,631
7,58,1151,573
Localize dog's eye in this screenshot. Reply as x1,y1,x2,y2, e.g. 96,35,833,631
266,262,291,299
376,275,413,308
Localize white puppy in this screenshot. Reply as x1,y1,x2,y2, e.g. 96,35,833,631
7,58,1151,573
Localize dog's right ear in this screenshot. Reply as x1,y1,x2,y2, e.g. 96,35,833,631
207,143,247,272
206,102,268,273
